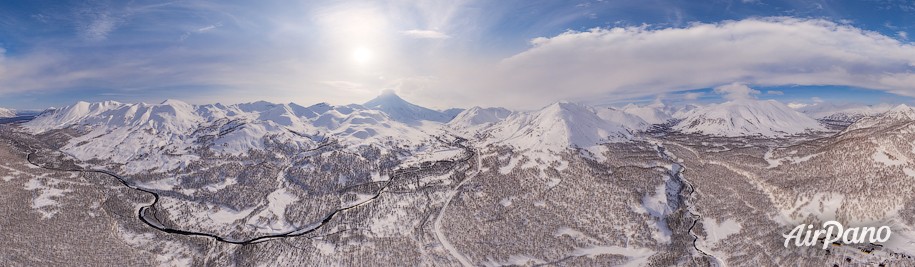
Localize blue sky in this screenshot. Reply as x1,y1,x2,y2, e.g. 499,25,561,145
602,85,915,108
1,0,914,110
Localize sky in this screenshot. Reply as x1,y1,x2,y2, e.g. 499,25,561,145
1,0,914,110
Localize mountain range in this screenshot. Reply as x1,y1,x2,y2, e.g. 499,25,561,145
23,92,909,157
6,91,915,266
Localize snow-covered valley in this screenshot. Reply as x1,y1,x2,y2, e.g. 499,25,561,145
2,92,915,266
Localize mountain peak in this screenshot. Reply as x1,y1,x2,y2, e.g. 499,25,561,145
448,106,512,130
880,104,915,120
486,102,637,152
364,90,408,108
843,108,910,132
621,103,673,124
543,101,587,113
845,103,915,132
674,99,824,137
888,103,913,113
363,90,454,124
160,99,189,106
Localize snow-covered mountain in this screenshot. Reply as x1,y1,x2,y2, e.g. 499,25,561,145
844,104,915,132
24,93,873,166
671,104,700,119
27,100,204,133
594,107,650,130
14,92,915,266
0,107,15,118
447,106,512,131
673,99,825,137
363,90,461,125
797,102,893,124
621,103,673,124
23,97,444,173
484,102,642,152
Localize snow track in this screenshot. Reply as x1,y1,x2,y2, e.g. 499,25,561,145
432,144,480,267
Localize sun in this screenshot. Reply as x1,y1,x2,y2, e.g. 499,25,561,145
352,47,373,64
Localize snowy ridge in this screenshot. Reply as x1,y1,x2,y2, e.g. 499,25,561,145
21,92,861,165
447,107,512,132
22,96,442,173
0,107,15,118
595,107,650,131
24,99,207,133
485,102,640,152
671,104,700,119
798,102,893,124
673,99,825,137
621,103,673,124
844,104,915,132
363,90,460,125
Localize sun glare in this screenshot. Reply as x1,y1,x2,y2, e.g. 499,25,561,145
352,47,372,64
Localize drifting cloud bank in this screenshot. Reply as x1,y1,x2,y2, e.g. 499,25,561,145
482,17,915,108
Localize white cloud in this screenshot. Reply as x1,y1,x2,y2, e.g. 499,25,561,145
79,15,117,41
74,3,125,41
714,83,760,100
766,90,784,95
179,23,222,41
198,24,219,32
812,97,824,103
682,92,704,100
787,102,809,109
402,29,451,39
486,17,915,108
900,31,909,40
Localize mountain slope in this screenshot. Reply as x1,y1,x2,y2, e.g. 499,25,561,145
673,99,824,137
798,102,893,124
363,90,460,125
485,102,638,152
447,106,512,130
23,99,443,173
622,103,672,124
761,106,915,255
595,107,650,131
843,104,915,132
0,107,15,118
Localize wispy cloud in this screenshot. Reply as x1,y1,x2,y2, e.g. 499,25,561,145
73,2,126,41
179,23,223,41
198,24,219,32
767,90,784,95
402,29,451,39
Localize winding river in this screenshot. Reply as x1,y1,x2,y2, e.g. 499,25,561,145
657,145,721,266
23,137,475,245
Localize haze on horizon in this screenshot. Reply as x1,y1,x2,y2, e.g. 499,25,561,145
1,0,915,110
